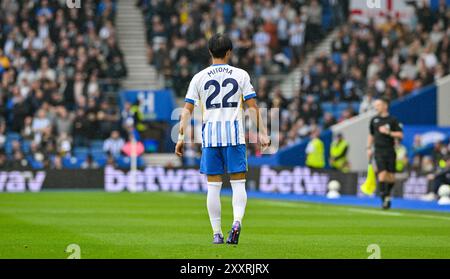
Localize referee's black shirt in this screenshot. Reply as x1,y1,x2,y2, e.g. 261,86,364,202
369,114,403,154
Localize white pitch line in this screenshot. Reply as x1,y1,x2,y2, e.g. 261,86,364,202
347,208,404,216
261,200,311,208
405,213,450,221
346,207,450,221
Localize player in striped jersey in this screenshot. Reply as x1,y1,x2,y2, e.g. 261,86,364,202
175,34,270,245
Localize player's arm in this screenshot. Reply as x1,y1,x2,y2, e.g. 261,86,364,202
379,120,404,140
245,98,270,150
175,102,194,157
367,134,374,159
367,119,375,160
175,75,198,157
389,130,403,140
389,120,404,140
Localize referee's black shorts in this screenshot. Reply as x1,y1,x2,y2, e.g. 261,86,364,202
374,151,396,173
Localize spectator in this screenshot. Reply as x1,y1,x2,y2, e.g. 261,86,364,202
103,130,125,156
21,116,34,140
11,94,30,133
57,132,72,156
105,152,117,168
305,0,322,44
52,155,63,170
288,15,306,66
97,101,120,138
359,88,376,114
0,152,8,169
81,154,100,169
253,25,271,57
10,151,29,169
323,112,336,129
32,109,52,144
72,109,90,147
305,128,325,169
329,133,349,172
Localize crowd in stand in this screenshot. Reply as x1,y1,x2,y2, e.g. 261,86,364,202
137,0,349,97
137,0,350,157
139,0,449,156
1,0,449,170
0,0,128,169
274,0,449,151
168,1,448,162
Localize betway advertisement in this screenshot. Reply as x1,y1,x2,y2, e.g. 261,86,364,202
0,167,429,200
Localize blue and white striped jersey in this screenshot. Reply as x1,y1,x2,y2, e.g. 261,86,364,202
185,64,256,148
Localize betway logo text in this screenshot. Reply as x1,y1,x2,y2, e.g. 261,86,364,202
105,167,208,192
0,171,46,192
259,166,329,195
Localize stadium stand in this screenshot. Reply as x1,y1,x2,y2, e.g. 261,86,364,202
0,0,131,169
136,0,347,96
0,0,448,170
138,0,449,157
294,2,449,150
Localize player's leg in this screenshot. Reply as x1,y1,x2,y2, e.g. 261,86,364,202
225,144,248,244
383,154,397,209
378,170,389,208
230,172,247,225
207,175,224,244
200,147,225,244
375,153,390,208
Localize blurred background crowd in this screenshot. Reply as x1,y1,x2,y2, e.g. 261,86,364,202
0,0,130,169
138,0,349,96
0,0,449,177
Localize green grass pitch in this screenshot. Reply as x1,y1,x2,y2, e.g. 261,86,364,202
1,192,450,259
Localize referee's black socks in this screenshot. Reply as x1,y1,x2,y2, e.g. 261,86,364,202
379,182,394,200
379,182,387,201
387,183,394,197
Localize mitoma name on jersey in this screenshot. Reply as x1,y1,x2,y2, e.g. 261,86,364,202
207,66,233,77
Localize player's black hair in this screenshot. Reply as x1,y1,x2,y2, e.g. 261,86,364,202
378,96,390,106
208,34,233,59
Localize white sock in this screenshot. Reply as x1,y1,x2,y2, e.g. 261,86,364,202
231,179,247,224
207,182,222,235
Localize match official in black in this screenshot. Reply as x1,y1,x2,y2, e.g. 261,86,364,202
367,97,404,210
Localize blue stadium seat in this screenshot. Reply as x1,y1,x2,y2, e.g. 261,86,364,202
90,146,104,154
114,156,145,168
116,156,131,168
6,132,21,142
62,156,82,169
95,157,107,167
137,157,145,168
322,13,332,30
282,46,293,60
333,111,341,120
4,141,14,155
321,102,334,114
143,139,158,153
92,151,107,167
336,103,349,111
21,140,31,154
90,140,104,149
91,149,106,157
25,155,43,169
75,153,88,162
73,147,89,156
351,102,360,113
331,52,342,65
30,160,44,169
